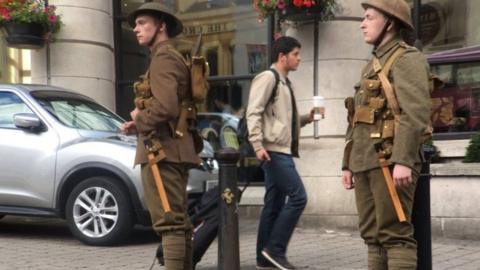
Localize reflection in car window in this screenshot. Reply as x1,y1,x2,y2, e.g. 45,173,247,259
32,91,124,132
0,92,33,129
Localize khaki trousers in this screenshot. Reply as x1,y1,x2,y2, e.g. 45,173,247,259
354,167,419,270
141,162,193,270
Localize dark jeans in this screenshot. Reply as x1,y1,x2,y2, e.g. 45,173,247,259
256,152,307,261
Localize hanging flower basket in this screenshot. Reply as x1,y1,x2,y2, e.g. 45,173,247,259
0,0,63,49
253,0,336,22
3,21,47,49
279,2,331,22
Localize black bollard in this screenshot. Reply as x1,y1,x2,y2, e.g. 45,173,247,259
215,148,240,270
412,144,434,270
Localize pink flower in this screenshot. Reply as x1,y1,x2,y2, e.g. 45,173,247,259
48,15,57,23
304,0,312,8
277,0,286,9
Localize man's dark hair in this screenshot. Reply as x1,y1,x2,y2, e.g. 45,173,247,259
272,36,301,63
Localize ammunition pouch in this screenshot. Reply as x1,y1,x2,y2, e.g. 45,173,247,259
368,97,386,111
353,106,375,124
133,76,152,99
362,79,381,96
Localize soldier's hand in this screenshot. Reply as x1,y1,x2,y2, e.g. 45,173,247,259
130,108,140,121
342,170,354,190
121,121,137,135
256,148,271,161
392,164,413,187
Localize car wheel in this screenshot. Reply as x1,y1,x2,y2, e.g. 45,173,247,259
65,176,134,246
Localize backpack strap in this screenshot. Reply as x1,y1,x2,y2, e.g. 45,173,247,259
267,68,280,106
372,47,407,117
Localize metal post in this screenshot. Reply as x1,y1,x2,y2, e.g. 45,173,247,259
412,144,434,270
45,0,51,85
267,15,275,66
215,148,240,270
413,0,423,50
313,16,320,139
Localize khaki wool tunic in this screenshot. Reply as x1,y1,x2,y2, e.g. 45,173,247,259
134,40,201,166
343,37,431,173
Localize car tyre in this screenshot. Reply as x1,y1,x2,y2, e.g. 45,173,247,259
66,176,134,246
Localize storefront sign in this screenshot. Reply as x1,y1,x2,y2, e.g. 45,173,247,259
183,22,234,36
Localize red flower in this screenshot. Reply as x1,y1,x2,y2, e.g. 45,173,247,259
304,0,313,8
293,0,303,8
0,7,10,20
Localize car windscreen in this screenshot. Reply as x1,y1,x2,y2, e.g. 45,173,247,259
31,90,124,132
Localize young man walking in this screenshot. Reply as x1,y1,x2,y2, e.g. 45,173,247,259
122,3,201,270
247,36,314,270
342,0,432,269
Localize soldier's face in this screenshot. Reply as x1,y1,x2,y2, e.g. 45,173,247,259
283,47,301,71
360,8,388,45
133,15,161,46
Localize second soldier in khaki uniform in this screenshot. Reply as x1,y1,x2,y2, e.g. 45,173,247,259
122,3,201,270
342,0,432,269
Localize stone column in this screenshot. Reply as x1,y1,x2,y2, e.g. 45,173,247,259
286,0,371,229
31,0,115,110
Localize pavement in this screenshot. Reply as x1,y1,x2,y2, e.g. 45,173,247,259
1,215,480,270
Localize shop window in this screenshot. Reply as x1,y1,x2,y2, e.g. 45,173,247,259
0,40,31,84
431,61,480,133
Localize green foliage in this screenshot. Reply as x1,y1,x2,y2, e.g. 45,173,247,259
253,0,337,21
423,138,441,163
0,0,62,34
464,132,480,163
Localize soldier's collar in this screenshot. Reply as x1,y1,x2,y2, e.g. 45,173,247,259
372,37,402,58
150,39,173,56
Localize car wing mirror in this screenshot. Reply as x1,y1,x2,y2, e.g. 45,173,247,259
13,113,43,132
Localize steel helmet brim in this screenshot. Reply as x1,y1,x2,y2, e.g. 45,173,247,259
361,0,414,30
127,3,183,37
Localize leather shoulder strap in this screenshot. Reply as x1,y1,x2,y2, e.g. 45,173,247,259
372,47,407,116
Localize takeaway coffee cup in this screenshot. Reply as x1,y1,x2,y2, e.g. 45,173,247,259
313,96,325,120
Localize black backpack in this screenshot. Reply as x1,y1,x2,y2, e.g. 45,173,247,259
237,68,280,171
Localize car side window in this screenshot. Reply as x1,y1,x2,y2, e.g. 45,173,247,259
0,92,33,129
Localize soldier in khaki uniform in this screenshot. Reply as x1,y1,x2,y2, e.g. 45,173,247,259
341,0,432,269
122,3,201,270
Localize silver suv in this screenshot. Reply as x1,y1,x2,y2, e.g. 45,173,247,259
0,84,217,246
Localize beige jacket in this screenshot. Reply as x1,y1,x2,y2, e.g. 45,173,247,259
246,66,310,156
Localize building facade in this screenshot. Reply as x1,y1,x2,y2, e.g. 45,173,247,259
2,0,479,238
